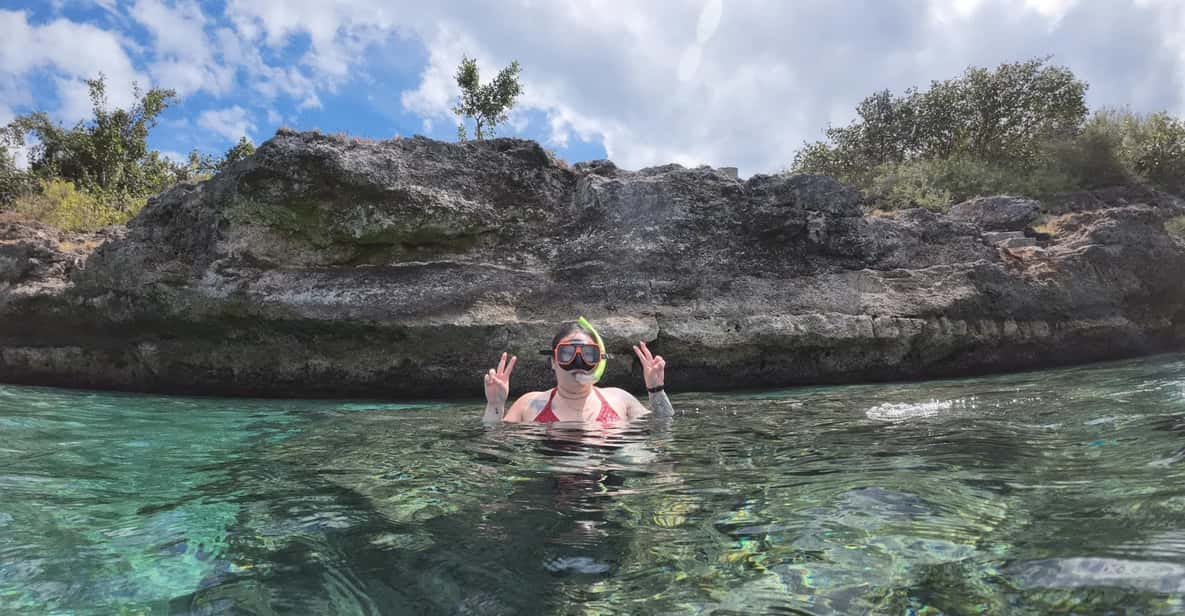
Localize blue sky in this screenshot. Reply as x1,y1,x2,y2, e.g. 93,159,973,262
3,0,1185,176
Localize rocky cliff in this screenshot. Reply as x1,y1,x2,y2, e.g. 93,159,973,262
2,129,1184,398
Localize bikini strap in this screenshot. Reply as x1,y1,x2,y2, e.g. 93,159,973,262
533,388,560,423
592,387,620,421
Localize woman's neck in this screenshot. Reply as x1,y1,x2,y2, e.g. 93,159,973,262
555,381,594,400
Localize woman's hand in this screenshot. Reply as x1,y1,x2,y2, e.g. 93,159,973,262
484,352,517,406
632,341,665,389
633,341,674,418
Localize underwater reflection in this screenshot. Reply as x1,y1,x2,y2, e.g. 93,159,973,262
176,416,676,615
497,419,676,568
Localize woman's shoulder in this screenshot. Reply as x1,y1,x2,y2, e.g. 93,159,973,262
505,389,553,422
513,389,552,405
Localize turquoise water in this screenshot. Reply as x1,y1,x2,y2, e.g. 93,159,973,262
2,356,1185,615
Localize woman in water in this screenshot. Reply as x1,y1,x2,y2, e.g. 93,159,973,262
482,318,675,423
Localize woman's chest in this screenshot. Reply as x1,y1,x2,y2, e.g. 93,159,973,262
547,397,603,420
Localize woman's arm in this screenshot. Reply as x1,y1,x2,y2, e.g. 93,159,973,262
630,341,672,418
483,398,509,423
615,387,674,420
485,391,543,424
646,387,675,418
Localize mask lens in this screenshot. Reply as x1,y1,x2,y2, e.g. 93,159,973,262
580,345,600,365
556,344,578,365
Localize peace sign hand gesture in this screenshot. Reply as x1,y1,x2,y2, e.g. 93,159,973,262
632,341,665,390
484,352,517,406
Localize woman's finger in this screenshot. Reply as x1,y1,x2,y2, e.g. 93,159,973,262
639,341,654,362
497,352,507,373
632,344,645,362
504,355,517,378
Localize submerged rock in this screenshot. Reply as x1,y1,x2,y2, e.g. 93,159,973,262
1,130,1184,397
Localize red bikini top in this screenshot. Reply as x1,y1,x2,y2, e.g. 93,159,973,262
533,388,620,423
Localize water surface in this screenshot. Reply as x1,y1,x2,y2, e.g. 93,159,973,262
2,355,1185,614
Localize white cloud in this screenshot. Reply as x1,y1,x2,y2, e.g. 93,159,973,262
1140,0,1185,115
207,23,322,107
0,9,145,124
1024,0,1078,21
158,149,188,166
929,0,989,23
297,94,322,111
387,1,793,172
696,0,723,44
132,0,207,60
1,101,29,170
401,1,1185,174
0,74,32,121
3,115,36,170
131,0,237,96
197,106,255,143
398,23,468,124
6,1,1185,177
52,76,97,125
53,0,120,13
509,112,528,133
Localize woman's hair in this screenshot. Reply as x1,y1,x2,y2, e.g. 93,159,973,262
550,321,594,349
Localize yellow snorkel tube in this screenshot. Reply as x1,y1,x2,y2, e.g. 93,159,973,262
577,316,607,382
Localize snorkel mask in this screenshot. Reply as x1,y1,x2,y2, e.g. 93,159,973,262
549,317,608,382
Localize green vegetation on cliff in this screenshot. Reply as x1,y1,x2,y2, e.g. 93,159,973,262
791,57,1185,211
4,58,1184,232
0,75,253,231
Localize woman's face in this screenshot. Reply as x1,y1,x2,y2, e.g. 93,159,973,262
552,331,599,386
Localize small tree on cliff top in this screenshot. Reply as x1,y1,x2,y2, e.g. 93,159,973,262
453,55,523,141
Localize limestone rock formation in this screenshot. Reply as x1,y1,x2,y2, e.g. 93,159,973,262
1,130,1183,398
949,196,1041,231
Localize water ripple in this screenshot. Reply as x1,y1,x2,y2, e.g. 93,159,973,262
3,356,1185,614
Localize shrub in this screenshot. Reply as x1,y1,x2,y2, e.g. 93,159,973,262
10,178,141,231
792,58,1185,205
792,57,1089,178
3,75,178,203
863,157,1077,212
1038,115,1132,190
1,156,37,207
1108,110,1185,194
865,159,954,211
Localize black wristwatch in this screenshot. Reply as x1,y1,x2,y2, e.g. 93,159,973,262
646,385,665,393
